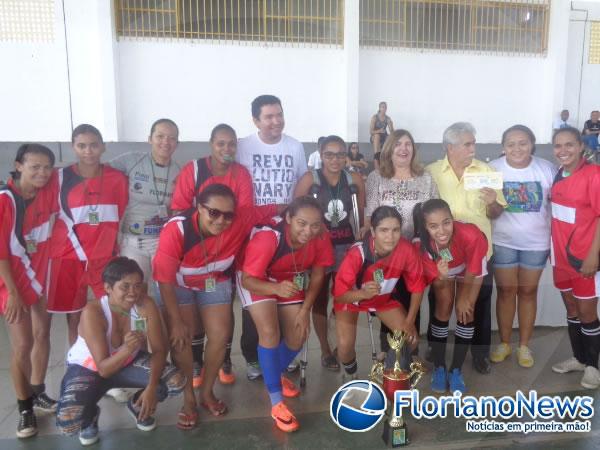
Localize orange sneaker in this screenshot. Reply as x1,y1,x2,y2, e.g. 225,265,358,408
271,401,299,432
218,367,236,385
281,376,300,398
192,367,204,389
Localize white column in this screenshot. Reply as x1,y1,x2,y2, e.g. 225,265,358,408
343,0,360,141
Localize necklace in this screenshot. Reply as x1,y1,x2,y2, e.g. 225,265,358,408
289,233,308,291
197,220,223,292
148,154,171,206
326,171,343,227
110,303,132,318
81,165,104,225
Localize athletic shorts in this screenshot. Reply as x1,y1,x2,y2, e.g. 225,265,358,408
46,258,106,313
493,245,549,270
235,271,304,308
152,279,232,308
553,265,600,300
119,234,159,283
333,296,402,313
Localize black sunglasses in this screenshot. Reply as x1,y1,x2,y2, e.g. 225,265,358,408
201,204,235,221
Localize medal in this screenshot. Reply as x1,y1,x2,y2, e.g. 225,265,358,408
157,204,168,219
25,239,37,254
293,273,305,290
205,277,216,292
88,211,100,225
439,248,453,262
133,317,147,332
373,268,385,284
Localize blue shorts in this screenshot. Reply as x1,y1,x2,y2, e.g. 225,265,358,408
492,245,549,270
152,279,232,308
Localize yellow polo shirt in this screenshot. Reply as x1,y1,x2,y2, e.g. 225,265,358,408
426,156,507,258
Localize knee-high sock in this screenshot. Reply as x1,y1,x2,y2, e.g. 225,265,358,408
192,334,205,367
278,341,300,374
581,319,600,368
429,317,449,368
567,317,586,364
451,322,474,371
257,345,283,406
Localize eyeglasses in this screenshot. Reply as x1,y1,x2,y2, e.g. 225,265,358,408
200,204,235,221
322,152,347,160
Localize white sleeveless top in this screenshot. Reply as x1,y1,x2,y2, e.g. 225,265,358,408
67,295,141,371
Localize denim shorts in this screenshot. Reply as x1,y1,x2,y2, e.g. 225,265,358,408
493,244,550,270
152,279,232,308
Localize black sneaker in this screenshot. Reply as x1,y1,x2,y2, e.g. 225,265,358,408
33,392,58,413
16,410,38,439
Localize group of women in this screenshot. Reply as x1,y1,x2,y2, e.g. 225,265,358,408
1,118,599,444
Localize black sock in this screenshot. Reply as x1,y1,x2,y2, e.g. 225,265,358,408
343,358,358,375
192,334,205,367
581,319,600,368
224,340,232,363
31,383,45,397
451,322,474,371
17,396,34,413
429,317,449,368
567,316,586,364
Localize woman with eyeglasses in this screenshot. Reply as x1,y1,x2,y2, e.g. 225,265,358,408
238,196,334,432
153,183,279,429
293,135,365,371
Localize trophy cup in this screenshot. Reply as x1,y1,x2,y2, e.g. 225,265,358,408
370,330,424,447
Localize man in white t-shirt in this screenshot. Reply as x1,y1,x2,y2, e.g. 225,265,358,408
236,95,307,380
308,137,326,170
552,109,570,132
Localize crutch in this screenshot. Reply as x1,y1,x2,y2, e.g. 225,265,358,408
299,341,308,388
349,183,360,240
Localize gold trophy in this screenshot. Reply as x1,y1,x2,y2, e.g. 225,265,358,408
370,330,424,447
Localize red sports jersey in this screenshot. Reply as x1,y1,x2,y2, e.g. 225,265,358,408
50,164,128,262
170,157,254,211
240,217,335,304
0,178,57,312
153,205,276,290
415,221,488,284
550,162,600,270
333,235,425,312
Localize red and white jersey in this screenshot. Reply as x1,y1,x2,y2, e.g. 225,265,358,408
0,177,57,309
241,218,335,303
333,235,425,312
153,205,276,290
50,165,128,262
550,162,600,268
415,221,488,284
170,157,254,211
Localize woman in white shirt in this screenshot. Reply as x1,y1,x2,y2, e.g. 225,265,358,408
489,125,557,368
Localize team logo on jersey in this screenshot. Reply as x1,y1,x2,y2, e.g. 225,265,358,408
134,172,150,182
133,182,143,192
129,223,142,235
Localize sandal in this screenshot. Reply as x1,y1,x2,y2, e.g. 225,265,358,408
201,398,228,417
177,408,198,430
321,354,340,371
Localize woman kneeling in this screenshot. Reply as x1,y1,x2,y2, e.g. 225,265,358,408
56,257,184,446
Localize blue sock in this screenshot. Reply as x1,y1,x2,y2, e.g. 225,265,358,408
257,345,283,406
278,340,301,374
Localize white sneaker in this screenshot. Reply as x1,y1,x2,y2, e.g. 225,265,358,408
580,366,600,389
286,359,300,373
551,357,586,374
105,388,129,403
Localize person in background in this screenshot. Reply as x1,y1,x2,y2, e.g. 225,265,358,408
370,101,394,171
489,125,557,368
553,109,570,132
582,110,600,154
0,144,57,438
346,142,368,178
236,94,308,380
549,127,600,390
307,137,325,171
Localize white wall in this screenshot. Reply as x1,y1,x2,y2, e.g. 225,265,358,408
358,0,571,145
116,41,346,142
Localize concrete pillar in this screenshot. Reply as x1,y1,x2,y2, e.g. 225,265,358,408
343,0,360,142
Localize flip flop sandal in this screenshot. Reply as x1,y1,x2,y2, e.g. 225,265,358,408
177,408,198,430
201,399,228,417
321,354,340,371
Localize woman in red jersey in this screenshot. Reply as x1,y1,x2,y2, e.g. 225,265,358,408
0,144,57,438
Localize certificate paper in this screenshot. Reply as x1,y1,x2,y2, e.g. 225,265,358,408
463,172,503,190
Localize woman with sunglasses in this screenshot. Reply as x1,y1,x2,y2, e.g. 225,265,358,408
171,123,253,387
333,206,425,380
346,142,368,177
293,135,365,371
413,199,488,394
153,183,279,429
238,196,334,432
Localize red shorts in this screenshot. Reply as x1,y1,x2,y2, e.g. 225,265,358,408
333,296,402,313
553,265,600,300
46,258,106,313
235,271,304,308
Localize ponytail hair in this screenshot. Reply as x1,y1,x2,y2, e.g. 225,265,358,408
413,199,453,258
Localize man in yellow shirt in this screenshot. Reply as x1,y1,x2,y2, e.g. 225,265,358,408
426,122,507,376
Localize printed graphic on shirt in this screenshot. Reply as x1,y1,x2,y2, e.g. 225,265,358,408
380,187,422,206
251,154,296,205
503,181,542,213
325,199,348,225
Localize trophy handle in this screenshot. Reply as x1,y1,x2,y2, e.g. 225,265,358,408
409,362,425,389
369,362,384,385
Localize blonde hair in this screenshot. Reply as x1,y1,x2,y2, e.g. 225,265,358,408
379,129,424,178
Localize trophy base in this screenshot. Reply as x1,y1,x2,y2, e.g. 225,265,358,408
382,419,409,447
